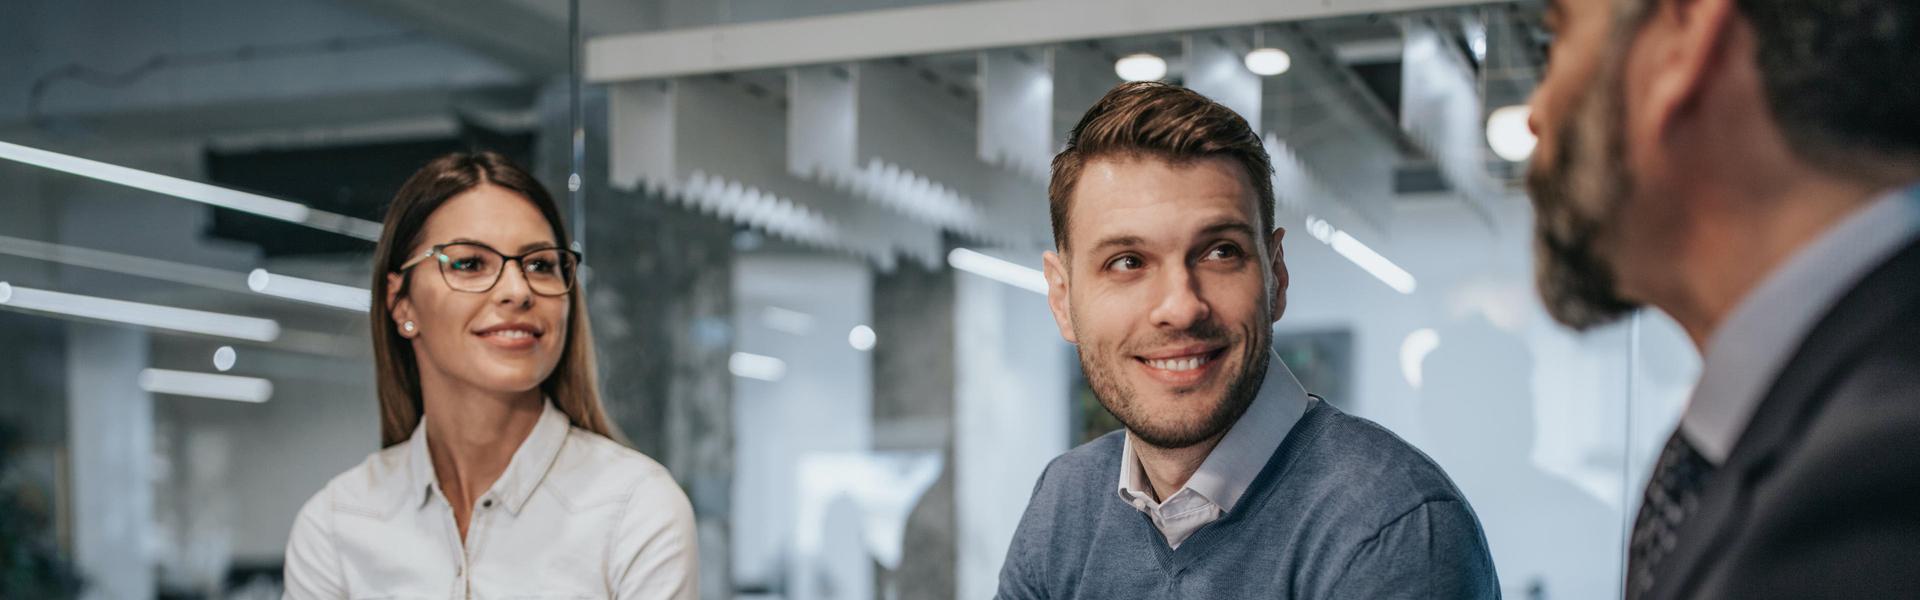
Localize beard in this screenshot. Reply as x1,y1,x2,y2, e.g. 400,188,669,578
1525,50,1642,331
1076,316,1270,450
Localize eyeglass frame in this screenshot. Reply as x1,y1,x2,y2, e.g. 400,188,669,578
396,241,584,297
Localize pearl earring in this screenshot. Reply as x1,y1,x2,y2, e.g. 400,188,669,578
402,321,416,333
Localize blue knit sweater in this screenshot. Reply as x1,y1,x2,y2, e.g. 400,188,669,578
995,400,1501,599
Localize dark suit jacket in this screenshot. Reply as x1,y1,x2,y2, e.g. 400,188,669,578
1648,238,1920,599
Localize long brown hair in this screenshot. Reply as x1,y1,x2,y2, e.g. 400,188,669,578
369,151,620,448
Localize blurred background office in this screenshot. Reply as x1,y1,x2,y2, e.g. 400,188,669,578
0,0,1702,598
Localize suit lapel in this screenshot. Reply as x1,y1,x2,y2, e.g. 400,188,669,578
1651,239,1920,599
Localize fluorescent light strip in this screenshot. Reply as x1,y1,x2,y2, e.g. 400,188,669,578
729,352,787,382
0,282,281,342
1305,216,1417,295
0,234,249,293
761,305,816,336
138,368,273,403
0,141,382,241
248,269,371,313
1329,231,1417,294
947,248,1048,295
0,235,376,313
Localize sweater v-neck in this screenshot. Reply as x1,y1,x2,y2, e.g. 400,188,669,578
1134,399,1337,573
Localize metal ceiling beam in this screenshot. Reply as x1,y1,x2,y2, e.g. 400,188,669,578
1482,3,1545,96
587,0,1491,82
340,0,568,75
1281,23,1427,160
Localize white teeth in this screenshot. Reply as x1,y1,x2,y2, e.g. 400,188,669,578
484,330,533,339
1146,354,1211,372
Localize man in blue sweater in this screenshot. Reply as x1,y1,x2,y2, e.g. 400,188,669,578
996,81,1500,599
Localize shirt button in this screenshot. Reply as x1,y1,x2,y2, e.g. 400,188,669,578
482,499,494,508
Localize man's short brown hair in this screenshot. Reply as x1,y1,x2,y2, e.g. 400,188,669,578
1049,81,1276,251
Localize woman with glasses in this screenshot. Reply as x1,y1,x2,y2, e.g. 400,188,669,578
283,152,696,599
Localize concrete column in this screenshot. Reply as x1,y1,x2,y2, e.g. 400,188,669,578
587,193,734,600
545,80,737,600
65,323,154,600
872,262,957,600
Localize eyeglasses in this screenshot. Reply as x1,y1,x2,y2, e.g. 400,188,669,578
397,242,582,297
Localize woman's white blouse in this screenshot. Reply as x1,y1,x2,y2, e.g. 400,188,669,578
282,401,698,599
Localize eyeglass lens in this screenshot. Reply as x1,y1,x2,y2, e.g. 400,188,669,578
436,243,573,295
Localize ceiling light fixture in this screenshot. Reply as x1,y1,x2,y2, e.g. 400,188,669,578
213,346,238,372
849,325,877,351
1486,105,1537,162
1244,48,1292,76
1114,53,1168,82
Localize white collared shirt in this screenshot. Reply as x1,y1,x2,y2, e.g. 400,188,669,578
1118,351,1311,548
283,399,699,599
1683,184,1920,464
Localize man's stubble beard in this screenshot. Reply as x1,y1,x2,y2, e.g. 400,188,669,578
1074,309,1271,450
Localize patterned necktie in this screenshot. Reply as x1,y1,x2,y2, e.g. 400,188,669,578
1625,430,1717,599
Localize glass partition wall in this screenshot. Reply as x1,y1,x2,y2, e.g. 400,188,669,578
0,0,572,596
0,1,1668,598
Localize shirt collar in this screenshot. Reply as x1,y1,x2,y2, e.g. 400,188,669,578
1117,350,1311,513
1683,183,1920,464
405,398,573,515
